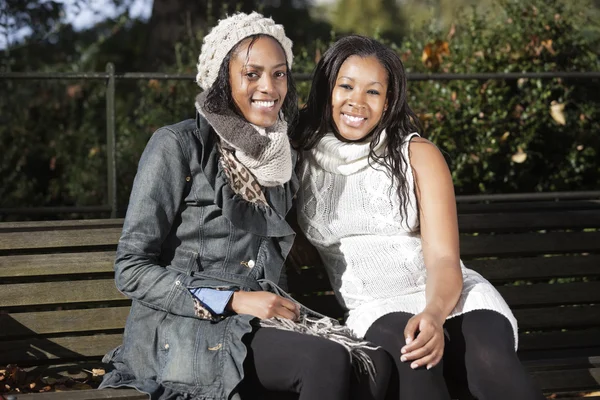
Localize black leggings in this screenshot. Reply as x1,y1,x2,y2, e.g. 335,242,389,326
238,327,392,400
364,310,545,400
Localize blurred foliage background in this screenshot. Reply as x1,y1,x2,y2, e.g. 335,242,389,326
0,0,599,220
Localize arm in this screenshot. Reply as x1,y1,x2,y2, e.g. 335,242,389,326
401,137,463,369
115,127,231,318
116,127,299,321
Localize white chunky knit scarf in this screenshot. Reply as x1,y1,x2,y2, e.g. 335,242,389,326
311,130,388,175
195,92,292,187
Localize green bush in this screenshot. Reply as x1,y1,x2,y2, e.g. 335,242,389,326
0,0,598,220
398,0,600,193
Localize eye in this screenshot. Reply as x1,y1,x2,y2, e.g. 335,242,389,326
367,89,381,95
339,84,353,90
275,71,287,78
245,72,259,79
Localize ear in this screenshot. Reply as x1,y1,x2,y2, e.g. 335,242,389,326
384,98,389,112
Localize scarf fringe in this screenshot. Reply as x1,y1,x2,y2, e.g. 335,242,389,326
259,315,378,382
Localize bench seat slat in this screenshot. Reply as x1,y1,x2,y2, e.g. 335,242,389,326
288,255,600,293
515,306,600,331
532,367,600,392
296,282,600,314
460,231,600,257
0,219,124,230
0,279,126,307
0,307,130,338
498,281,600,307
0,333,123,365
468,255,600,281
9,389,146,400
519,330,600,352
0,251,115,278
459,210,600,233
0,228,121,252
457,200,600,214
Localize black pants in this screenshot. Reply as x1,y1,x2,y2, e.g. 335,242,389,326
239,327,392,400
364,310,545,400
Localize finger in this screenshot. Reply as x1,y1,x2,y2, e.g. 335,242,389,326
400,338,436,362
403,316,420,345
401,325,435,354
411,349,442,370
275,306,297,321
280,298,300,319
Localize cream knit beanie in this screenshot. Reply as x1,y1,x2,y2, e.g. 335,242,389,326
196,12,294,91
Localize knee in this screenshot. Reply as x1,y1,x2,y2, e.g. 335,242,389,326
303,340,352,377
365,319,407,354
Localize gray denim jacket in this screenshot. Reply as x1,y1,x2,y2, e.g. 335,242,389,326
99,113,298,400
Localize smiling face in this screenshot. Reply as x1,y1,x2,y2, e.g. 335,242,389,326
331,55,389,142
229,36,288,128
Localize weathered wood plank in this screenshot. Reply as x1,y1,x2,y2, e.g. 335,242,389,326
0,219,124,230
498,282,600,307
519,330,600,352
460,231,600,257
0,333,123,364
457,199,600,214
0,251,115,278
0,227,121,252
459,210,600,233
8,389,147,400
467,255,600,282
0,307,130,338
532,367,600,392
0,279,126,307
515,306,600,331
288,255,600,294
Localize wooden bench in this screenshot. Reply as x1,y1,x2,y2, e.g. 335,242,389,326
1,198,600,399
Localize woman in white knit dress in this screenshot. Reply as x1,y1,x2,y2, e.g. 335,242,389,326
293,35,544,400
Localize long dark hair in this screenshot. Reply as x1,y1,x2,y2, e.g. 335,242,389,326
203,34,298,133
294,35,422,219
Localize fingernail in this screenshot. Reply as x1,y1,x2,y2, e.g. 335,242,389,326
401,347,407,354
405,337,412,345
400,356,407,362
427,364,433,370
411,362,418,369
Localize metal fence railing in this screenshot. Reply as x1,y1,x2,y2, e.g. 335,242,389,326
1,64,600,217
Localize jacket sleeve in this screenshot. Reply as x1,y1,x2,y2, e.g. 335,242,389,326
114,127,231,318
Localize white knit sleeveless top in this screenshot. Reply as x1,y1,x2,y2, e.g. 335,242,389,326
297,131,518,349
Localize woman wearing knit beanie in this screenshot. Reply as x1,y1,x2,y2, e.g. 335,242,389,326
99,13,388,400
294,35,545,400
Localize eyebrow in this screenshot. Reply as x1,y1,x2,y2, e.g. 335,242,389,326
338,76,384,87
337,76,383,87
245,63,287,70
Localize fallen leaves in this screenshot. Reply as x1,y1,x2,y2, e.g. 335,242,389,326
422,40,450,70
550,101,566,125
0,365,106,395
511,147,528,163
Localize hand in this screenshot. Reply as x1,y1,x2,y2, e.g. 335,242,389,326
400,308,445,370
228,291,300,321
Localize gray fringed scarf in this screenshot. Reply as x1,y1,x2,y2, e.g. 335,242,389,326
258,280,379,382
195,92,292,187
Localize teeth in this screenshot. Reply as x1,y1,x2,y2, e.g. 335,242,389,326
253,100,275,107
343,113,365,122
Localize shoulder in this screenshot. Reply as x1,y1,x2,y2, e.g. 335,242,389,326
154,118,198,142
144,118,199,164
405,136,450,178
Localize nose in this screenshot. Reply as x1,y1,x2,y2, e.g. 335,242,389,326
348,91,366,110
258,74,276,94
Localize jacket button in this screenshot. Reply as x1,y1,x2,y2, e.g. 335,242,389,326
164,343,170,350
247,260,255,268
175,280,181,286
185,176,191,182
